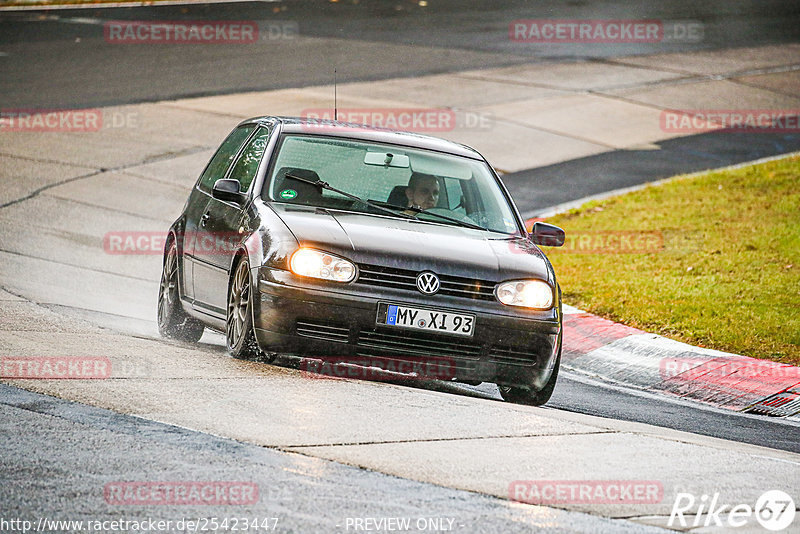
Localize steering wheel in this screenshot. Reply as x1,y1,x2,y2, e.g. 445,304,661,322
465,210,495,228
426,207,479,225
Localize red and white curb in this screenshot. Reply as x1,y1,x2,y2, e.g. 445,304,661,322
561,305,800,419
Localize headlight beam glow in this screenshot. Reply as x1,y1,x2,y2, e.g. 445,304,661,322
495,279,553,309
289,248,356,283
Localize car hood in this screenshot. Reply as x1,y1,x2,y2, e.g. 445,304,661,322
272,205,552,283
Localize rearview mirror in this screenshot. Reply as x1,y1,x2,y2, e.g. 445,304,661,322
212,179,246,204
364,152,410,168
529,222,565,247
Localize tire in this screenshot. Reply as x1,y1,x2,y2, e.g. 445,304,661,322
499,335,562,406
158,241,205,342
226,256,265,360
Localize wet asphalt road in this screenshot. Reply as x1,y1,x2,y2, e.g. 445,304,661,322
2,0,799,212
506,130,800,215
1,0,799,108
1,0,798,457
1,384,662,534
367,366,800,454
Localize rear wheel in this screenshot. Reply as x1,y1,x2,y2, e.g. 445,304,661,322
158,241,204,342
226,256,268,361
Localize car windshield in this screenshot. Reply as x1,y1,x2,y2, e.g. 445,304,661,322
265,134,522,235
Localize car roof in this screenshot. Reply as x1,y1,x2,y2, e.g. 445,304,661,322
238,116,484,160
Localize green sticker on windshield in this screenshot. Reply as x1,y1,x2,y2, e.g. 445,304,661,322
279,189,297,200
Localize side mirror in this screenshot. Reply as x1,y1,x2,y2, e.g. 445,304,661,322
212,179,246,204
529,222,565,247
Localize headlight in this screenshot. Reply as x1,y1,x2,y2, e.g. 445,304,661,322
289,248,356,282
495,280,553,309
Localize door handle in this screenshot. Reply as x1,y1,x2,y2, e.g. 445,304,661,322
199,212,211,227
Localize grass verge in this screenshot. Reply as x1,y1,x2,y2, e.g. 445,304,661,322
545,154,800,365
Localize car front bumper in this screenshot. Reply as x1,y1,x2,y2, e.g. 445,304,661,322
252,267,561,389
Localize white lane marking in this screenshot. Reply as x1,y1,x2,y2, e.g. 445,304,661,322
749,454,800,466
0,0,278,11
61,16,103,25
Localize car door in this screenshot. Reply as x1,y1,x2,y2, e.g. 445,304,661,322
184,125,255,307
192,126,271,316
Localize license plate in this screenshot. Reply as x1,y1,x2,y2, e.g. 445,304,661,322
378,303,475,337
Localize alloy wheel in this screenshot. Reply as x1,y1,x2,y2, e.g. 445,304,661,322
227,259,251,349
158,246,178,328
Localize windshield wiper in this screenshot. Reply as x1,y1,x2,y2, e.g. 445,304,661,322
284,174,487,231
369,200,488,232
283,173,416,220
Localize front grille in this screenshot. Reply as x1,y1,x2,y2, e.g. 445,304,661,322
356,264,496,301
488,346,540,367
294,321,545,373
296,320,350,343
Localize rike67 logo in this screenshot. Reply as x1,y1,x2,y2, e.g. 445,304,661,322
669,490,796,531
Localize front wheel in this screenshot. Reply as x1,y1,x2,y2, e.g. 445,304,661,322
226,257,265,360
499,340,561,406
158,241,205,342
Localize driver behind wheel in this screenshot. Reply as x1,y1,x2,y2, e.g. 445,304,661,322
405,172,440,211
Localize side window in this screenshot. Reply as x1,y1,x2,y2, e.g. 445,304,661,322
228,127,270,192
198,126,255,192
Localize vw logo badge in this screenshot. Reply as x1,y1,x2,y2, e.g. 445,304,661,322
416,271,440,295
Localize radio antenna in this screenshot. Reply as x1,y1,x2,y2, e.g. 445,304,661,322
334,68,338,121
